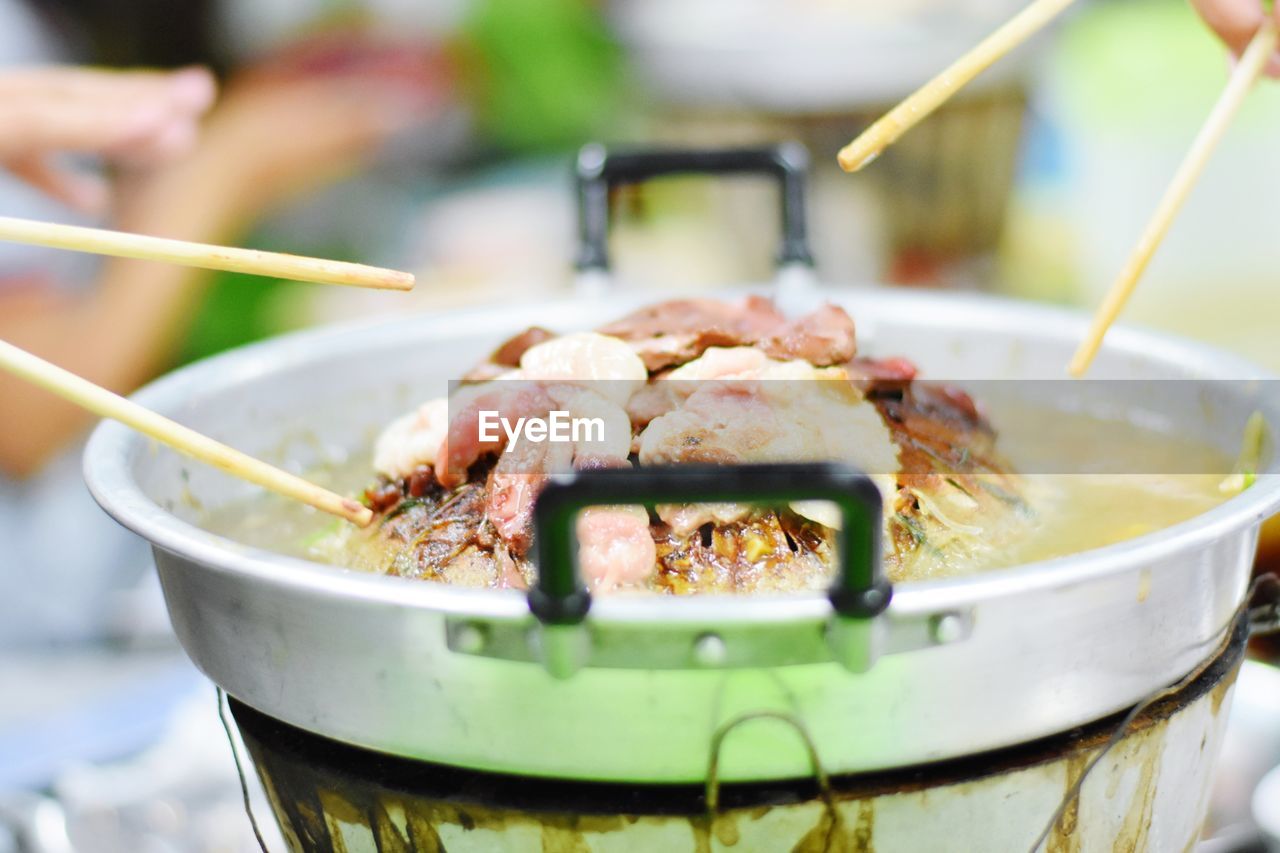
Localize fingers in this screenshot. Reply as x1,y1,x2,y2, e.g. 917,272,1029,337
2,154,109,214
1272,0,1280,77
113,110,201,166
1191,0,1266,54
1189,0,1280,77
0,66,216,162
1,97,171,158
2,66,214,112
158,67,218,113
194,72,433,212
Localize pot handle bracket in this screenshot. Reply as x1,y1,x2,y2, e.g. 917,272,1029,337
530,462,891,678
574,143,817,303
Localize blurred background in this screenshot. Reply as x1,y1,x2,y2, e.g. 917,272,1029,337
1,0,1279,850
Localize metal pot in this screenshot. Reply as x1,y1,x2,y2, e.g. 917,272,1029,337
84,146,1280,788
231,613,1250,853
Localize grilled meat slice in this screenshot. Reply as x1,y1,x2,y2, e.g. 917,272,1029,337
599,296,855,371
875,383,1031,581
492,326,556,367
596,295,781,372
463,327,557,382
846,356,918,394
322,472,531,588
577,505,657,592
758,303,857,365
373,399,450,482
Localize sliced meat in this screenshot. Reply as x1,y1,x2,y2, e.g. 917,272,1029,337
759,303,856,365
485,439,571,554
847,356,919,395
599,295,854,371
663,346,774,380
436,381,555,487
546,385,634,467
625,347,774,431
577,506,657,591
519,332,647,407
448,333,646,487
637,376,900,531
626,346,845,431
873,382,1028,582
481,385,633,553
626,380,683,431
453,333,648,547
876,383,998,483
595,294,768,372
462,327,557,382
373,398,449,480
598,295,783,342
616,330,740,374
638,378,898,474
639,382,786,467
492,326,556,367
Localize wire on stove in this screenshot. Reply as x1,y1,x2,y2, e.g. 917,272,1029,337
705,710,839,851
1248,573,1280,636
216,687,270,853
1027,575,1275,853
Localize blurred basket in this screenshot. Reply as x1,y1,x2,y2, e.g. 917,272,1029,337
609,0,1038,286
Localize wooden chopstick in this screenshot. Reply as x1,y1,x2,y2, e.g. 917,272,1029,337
0,338,374,526
0,215,414,291
837,0,1079,172
1068,22,1278,377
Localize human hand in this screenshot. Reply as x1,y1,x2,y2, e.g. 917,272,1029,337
0,66,216,211
1190,0,1280,77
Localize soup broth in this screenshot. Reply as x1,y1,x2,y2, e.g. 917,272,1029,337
204,405,1237,584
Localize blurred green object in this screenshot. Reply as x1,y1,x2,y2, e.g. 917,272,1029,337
176,270,304,366
175,229,359,365
460,0,625,152
1054,0,1280,129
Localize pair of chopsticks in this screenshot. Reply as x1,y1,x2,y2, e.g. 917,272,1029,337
839,0,1278,377
0,216,416,526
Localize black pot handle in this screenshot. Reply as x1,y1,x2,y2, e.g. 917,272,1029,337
529,462,889,628
574,143,816,275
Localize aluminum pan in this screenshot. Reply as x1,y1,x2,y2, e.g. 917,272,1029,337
83,287,1280,782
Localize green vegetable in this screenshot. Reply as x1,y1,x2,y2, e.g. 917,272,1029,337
300,519,342,551
1220,411,1267,495
893,513,927,546
383,497,429,523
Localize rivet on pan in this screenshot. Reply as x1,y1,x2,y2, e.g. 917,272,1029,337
693,633,728,667
453,623,488,655
929,613,967,645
